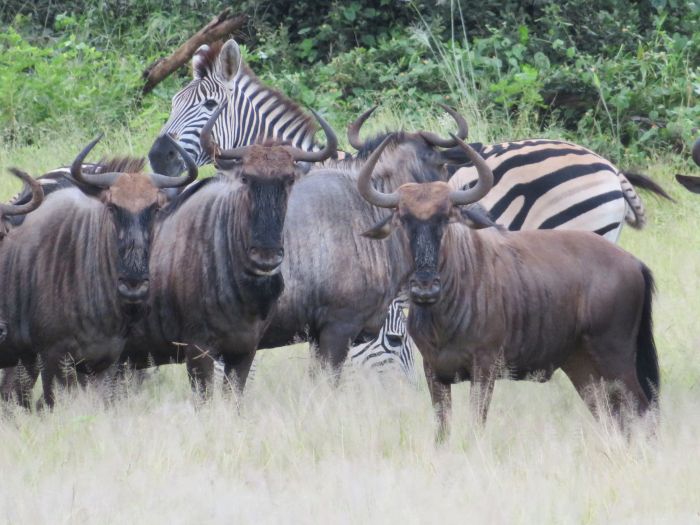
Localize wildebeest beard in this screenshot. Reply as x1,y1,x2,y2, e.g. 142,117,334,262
407,218,444,304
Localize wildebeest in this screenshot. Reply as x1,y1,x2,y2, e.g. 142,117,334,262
0,137,196,407
123,103,338,395
0,168,45,347
676,137,700,193
358,133,659,439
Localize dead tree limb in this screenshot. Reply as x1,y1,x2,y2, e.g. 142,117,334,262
141,9,247,95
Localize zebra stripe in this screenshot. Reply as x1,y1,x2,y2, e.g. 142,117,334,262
449,139,632,242
158,41,318,168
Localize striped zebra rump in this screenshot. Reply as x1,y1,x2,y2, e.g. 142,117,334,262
447,139,629,242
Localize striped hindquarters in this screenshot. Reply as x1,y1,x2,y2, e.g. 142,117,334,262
448,139,628,242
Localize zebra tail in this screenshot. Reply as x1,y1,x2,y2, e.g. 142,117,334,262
636,264,660,405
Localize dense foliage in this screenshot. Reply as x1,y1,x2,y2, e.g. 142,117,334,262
1,1,698,160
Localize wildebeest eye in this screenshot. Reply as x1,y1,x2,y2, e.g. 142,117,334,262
240,175,249,185
203,99,218,110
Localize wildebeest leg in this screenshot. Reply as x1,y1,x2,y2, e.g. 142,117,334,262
316,321,362,379
585,337,651,428
561,347,604,417
185,345,217,400
222,351,256,395
423,360,452,443
40,348,79,408
469,369,496,427
1,357,40,409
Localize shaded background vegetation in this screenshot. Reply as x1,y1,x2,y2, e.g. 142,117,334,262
1,0,699,162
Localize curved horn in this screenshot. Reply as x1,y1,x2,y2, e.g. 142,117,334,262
448,134,494,205
150,136,198,188
357,134,399,208
0,168,44,216
347,106,378,150
283,109,338,163
419,104,469,148
71,135,122,189
693,137,700,167
199,101,247,170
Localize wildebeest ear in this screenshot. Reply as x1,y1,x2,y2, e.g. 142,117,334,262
676,174,700,194
362,212,397,239
451,204,499,229
216,39,242,86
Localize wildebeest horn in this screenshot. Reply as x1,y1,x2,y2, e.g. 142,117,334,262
71,135,122,189
149,136,198,188
200,102,239,165
0,168,44,216
419,104,469,148
448,134,494,205
693,137,700,167
357,134,399,208
283,109,338,163
347,106,378,150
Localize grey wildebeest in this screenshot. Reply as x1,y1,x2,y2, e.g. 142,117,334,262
358,133,659,439
675,137,700,193
0,169,45,347
122,103,338,395
0,137,196,407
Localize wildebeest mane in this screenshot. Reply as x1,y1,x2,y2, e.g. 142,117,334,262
159,177,217,219
94,156,147,174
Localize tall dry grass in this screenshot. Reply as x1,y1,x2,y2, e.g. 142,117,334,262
0,119,699,523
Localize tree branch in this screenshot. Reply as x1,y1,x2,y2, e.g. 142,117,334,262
141,9,247,95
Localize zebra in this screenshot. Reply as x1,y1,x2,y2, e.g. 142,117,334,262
145,38,670,382
148,39,323,177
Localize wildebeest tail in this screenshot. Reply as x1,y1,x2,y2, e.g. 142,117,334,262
636,264,659,404
620,171,673,230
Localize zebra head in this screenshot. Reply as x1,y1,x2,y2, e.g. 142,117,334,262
149,39,318,177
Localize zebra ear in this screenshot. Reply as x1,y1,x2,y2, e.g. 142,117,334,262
216,39,243,86
192,44,212,80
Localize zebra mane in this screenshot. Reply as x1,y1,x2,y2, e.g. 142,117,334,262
194,41,317,136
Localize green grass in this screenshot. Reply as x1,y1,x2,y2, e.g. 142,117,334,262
1,120,700,523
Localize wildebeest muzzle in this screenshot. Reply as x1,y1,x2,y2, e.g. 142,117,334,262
117,276,150,303
247,246,284,276
409,270,441,305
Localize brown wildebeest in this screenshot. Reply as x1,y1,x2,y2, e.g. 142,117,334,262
0,136,196,407
123,102,338,396
359,133,659,440
676,137,700,193
0,168,45,346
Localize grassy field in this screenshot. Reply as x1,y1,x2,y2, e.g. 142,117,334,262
0,121,699,524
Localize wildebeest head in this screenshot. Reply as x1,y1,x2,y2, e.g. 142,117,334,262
676,137,700,193
70,136,197,303
201,102,337,275
0,167,44,239
359,134,494,305
347,103,469,185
